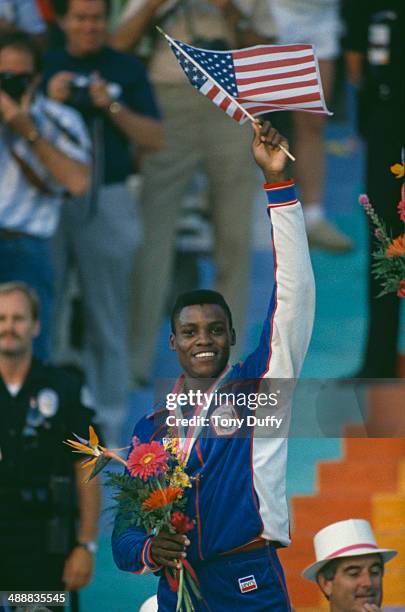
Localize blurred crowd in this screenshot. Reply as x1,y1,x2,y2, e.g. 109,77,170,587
0,0,403,449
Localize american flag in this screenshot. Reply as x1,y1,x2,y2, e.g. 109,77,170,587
166,36,331,124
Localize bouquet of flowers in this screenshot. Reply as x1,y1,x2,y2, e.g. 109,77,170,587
64,427,202,612
359,160,405,298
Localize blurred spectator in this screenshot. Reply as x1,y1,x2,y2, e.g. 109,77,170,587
43,0,163,443
0,31,90,360
0,0,46,34
343,0,404,378
36,0,67,48
111,0,276,386
269,0,353,252
0,282,101,611
167,171,213,309
0,0,47,47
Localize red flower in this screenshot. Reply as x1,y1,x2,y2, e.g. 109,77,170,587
398,199,405,222
170,511,195,534
397,280,405,298
127,441,168,481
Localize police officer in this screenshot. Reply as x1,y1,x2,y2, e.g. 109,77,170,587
0,282,101,611
343,0,404,377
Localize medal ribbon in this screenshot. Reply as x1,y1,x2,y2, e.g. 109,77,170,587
173,365,230,464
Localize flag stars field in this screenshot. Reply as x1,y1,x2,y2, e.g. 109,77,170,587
167,35,332,124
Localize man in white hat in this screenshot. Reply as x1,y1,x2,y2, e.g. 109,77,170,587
303,519,397,612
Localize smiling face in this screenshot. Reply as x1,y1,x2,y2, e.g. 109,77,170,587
170,303,235,380
61,0,108,57
318,554,384,612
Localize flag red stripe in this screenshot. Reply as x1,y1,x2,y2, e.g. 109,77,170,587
236,65,316,85
238,78,319,98
237,104,275,116
233,44,312,59
233,107,244,122
220,96,232,111
206,85,220,100
235,55,313,73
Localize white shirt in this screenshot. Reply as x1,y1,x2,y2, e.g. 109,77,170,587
0,95,91,238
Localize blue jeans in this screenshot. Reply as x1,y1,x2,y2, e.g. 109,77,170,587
0,235,53,360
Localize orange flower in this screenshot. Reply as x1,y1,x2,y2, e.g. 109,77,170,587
142,487,183,511
386,234,405,257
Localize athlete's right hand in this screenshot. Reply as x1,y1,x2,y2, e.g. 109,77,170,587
150,530,190,569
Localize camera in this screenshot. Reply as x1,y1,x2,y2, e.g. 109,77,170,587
69,74,93,111
0,71,33,102
69,74,121,112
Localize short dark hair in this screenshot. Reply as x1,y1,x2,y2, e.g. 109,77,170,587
0,31,42,74
316,553,385,597
170,289,233,333
53,0,111,17
0,281,40,321
317,558,341,582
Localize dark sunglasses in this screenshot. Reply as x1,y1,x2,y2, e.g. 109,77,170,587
0,72,35,102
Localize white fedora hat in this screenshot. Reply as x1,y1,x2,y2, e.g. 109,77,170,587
303,519,397,582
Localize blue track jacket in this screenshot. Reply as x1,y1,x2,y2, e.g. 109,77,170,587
112,179,315,576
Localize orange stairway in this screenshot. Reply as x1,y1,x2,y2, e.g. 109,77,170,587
278,436,405,609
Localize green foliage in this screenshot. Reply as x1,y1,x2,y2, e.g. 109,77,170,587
372,250,405,297
107,470,189,535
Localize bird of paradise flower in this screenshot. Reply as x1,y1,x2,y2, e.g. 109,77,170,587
64,427,201,611
64,425,128,481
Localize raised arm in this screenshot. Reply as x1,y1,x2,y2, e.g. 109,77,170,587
110,0,166,52
235,122,315,380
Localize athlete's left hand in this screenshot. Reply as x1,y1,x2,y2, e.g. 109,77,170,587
362,605,382,612
63,546,94,591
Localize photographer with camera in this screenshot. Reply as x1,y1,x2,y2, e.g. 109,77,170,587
0,31,90,361
111,0,276,388
42,0,163,446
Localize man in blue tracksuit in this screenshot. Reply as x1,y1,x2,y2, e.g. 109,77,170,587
112,122,316,611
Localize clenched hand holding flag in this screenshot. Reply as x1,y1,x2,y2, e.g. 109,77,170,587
160,29,332,125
